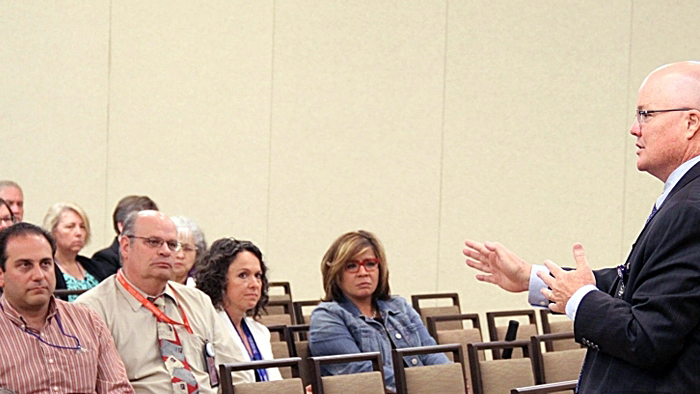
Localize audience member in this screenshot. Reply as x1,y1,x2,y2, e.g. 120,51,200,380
0,198,17,231
92,195,158,277
0,223,133,393
196,238,282,382
309,230,449,393
44,202,107,301
171,216,206,286
0,181,24,222
76,210,250,392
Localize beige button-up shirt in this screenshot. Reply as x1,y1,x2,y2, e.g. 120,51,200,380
76,275,252,393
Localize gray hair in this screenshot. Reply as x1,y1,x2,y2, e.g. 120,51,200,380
171,215,207,258
0,180,21,192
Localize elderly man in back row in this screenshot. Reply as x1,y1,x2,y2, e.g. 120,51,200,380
76,211,250,393
0,181,24,222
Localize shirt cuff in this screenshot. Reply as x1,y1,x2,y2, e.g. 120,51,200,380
565,284,598,321
528,264,550,308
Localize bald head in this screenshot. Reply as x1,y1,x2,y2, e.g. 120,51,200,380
641,61,700,109
632,61,700,182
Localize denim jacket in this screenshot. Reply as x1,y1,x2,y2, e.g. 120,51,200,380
308,296,450,391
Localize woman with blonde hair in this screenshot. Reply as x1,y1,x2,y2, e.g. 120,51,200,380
309,230,449,392
43,202,107,300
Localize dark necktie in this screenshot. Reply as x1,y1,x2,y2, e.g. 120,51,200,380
645,204,659,225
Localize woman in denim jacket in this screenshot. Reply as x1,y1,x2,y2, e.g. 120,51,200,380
309,230,449,392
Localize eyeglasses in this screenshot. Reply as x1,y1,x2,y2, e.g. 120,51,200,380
0,216,17,225
635,108,696,124
127,235,181,252
180,243,196,253
345,258,380,273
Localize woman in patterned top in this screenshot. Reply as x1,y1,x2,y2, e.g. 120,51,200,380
43,202,108,301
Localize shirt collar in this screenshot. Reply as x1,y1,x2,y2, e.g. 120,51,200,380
337,295,399,318
115,274,178,312
0,294,57,331
656,155,700,209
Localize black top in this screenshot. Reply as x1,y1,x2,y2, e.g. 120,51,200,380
54,254,110,301
91,237,121,277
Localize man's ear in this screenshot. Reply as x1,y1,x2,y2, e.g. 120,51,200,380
119,235,130,263
685,110,700,140
0,268,5,288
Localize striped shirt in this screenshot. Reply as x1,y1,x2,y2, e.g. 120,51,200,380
0,295,134,394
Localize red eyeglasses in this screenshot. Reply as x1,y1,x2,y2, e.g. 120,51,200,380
345,258,380,273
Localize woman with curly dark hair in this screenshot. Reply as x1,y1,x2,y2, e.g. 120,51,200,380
195,238,281,381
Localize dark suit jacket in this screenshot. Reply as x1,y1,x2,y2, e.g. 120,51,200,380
91,237,121,277
575,161,700,393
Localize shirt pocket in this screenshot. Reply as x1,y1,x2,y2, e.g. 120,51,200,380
179,329,206,373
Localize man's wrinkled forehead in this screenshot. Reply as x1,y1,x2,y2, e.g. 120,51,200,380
133,212,177,239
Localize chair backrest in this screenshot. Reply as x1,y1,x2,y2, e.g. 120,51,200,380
411,293,462,330
392,343,467,394
288,325,314,387
468,340,536,394
293,299,322,325
310,352,386,394
267,325,294,379
486,309,539,359
538,310,577,351
267,281,293,314
530,333,586,385
510,380,578,394
427,314,484,393
257,300,295,340
219,357,305,394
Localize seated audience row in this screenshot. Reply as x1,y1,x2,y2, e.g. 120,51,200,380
0,181,445,394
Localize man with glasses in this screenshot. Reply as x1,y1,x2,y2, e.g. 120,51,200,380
76,211,250,393
464,61,700,393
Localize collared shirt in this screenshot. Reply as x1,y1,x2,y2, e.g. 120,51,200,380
75,275,250,394
0,295,133,394
529,155,700,320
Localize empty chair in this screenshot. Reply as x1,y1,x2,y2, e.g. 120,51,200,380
486,309,539,359
411,293,462,330
267,281,293,314
539,310,577,351
294,300,322,325
530,333,586,385
510,380,578,394
468,340,536,394
392,343,468,394
288,324,315,387
310,352,386,394
257,298,296,335
267,325,295,379
220,358,305,394
427,314,483,393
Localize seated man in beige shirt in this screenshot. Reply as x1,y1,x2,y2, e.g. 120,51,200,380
76,211,251,393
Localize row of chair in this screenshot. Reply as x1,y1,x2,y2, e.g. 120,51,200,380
255,324,584,394
220,341,468,394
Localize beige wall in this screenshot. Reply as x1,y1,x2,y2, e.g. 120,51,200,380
2,1,699,320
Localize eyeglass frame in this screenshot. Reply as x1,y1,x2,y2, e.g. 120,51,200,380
635,108,697,124
127,235,181,252
344,258,381,273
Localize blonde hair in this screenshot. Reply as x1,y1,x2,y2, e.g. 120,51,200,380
321,230,390,302
42,202,91,245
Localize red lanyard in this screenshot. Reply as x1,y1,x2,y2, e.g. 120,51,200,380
117,270,193,334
